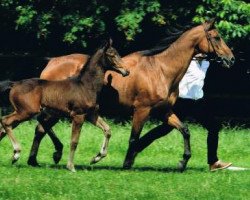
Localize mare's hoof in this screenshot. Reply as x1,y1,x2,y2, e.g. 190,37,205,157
27,158,40,167
123,161,133,170
53,151,62,164
178,160,187,172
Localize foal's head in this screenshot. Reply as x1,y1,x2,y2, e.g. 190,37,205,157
98,39,129,77
196,19,235,68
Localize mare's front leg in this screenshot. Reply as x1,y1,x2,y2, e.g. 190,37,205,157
67,114,85,172
167,112,191,172
89,116,111,164
123,107,150,169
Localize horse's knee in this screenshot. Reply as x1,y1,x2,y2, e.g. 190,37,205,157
70,142,78,150
105,127,111,139
182,125,191,139
183,152,191,160
208,122,222,134
35,124,45,134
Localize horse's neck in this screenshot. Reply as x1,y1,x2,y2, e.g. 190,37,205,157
78,57,105,92
159,29,201,86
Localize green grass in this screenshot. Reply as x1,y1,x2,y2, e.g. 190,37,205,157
0,120,250,200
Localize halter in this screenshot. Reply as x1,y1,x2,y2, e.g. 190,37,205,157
203,25,222,62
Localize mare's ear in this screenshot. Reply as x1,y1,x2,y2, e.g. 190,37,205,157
204,18,216,31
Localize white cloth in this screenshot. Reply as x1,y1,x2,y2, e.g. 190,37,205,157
179,60,210,100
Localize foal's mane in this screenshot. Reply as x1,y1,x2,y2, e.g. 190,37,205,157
140,24,194,56
77,45,106,78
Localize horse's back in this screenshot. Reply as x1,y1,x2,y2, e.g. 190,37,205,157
40,53,89,80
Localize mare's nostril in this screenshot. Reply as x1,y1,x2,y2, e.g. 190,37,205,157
231,57,235,63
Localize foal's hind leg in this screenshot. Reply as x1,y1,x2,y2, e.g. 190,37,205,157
0,125,7,141
167,112,191,172
1,111,28,163
89,116,111,164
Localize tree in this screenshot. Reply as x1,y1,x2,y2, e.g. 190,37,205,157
0,0,249,52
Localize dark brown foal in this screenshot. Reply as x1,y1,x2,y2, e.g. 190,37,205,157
0,40,129,172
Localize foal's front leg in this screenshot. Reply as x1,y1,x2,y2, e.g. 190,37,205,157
90,116,111,164
67,114,85,172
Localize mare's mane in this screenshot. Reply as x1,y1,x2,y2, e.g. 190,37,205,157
140,24,194,56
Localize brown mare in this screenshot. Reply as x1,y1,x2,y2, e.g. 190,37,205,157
0,40,129,172
8,19,234,171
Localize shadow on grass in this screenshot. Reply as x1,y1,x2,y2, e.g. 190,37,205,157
4,162,206,173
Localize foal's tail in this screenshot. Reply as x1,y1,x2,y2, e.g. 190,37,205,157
0,80,14,107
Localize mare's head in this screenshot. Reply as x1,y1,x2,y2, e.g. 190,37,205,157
196,19,235,68
98,39,129,77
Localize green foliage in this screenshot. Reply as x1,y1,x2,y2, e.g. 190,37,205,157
115,0,165,40
0,0,249,48
0,121,250,199
15,5,37,30
194,0,250,41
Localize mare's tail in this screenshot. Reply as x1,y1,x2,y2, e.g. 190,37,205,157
0,80,14,107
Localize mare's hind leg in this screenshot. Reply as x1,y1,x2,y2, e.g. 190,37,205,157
167,112,191,172
89,116,111,164
28,113,62,166
128,123,174,167
123,107,150,169
27,123,46,166
67,114,85,172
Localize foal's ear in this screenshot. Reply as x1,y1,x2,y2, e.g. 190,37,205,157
204,18,216,31
101,38,113,50
108,38,113,47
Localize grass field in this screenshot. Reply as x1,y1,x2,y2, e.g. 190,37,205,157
0,119,249,200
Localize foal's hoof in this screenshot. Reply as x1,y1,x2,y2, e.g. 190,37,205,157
53,151,62,164
12,153,20,164
90,153,106,165
90,157,99,165
27,157,40,167
66,163,76,172
12,158,18,165
177,160,187,172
